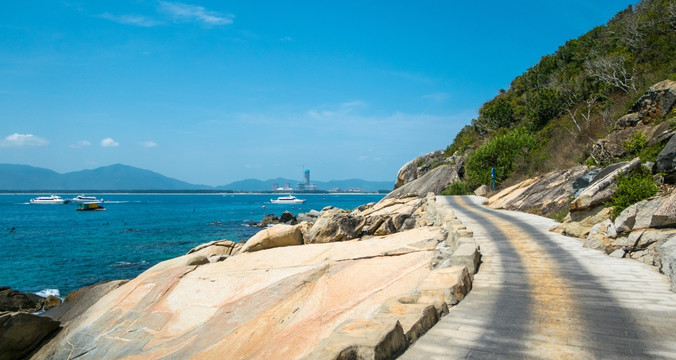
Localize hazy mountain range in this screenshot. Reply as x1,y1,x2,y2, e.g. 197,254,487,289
0,164,393,192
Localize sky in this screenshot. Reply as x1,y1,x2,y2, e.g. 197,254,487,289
0,1,637,186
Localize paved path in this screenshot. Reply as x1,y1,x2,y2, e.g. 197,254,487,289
401,196,676,360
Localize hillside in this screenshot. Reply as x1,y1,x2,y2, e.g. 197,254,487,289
425,0,675,194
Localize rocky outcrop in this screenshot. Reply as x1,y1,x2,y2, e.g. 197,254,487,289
0,287,44,313
570,158,641,211
627,79,676,123
304,208,365,244
240,223,304,252
591,79,675,164
31,226,474,360
386,164,460,200
656,134,676,181
356,196,424,237
487,166,587,217
44,280,128,324
0,312,59,360
30,194,481,359
186,239,242,262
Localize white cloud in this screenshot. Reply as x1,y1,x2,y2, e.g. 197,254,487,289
101,137,119,147
100,12,161,27
158,1,234,25
70,140,92,148
140,140,158,148
0,133,49,147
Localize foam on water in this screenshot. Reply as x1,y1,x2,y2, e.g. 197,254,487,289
35,288,60,298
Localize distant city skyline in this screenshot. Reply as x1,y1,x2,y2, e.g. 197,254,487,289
1,1,637,186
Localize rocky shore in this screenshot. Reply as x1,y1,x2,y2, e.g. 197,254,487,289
1,193,480,360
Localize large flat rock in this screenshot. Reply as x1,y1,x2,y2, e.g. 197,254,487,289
32,227,447,360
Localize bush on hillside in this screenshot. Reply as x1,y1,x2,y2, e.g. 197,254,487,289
441,181,471,196
464,128,539,188
607,167,659,218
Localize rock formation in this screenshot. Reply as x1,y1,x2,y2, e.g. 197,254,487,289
30,194,481,359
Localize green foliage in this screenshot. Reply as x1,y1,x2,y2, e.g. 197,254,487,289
477,97,516,130
441,181,471,196
524,88,565,131
464,128,539,188
623,131,647,156
607,167,659,218
447,125,479,155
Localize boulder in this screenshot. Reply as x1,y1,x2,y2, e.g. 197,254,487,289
616,112,641,129
551,206,612,238
615,194,675,233
386,165,460,200
488,166,587,217
258,214,279,227
656,134,676,178
394,150,446,189
42,296,62,311
659,238,676,291
187,239,240,258
0,287,44,313
474,185,489,197
570,158,640,211
584,219,617,251
297,209,321,223
279,211,297,224
304,209,365,244
629,79,676,123
0,312,60,360
240,224,304,253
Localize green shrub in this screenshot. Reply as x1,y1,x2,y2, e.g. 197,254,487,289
623,131,647,157
464,128,539,188
441,181,471,195
607,167,659,218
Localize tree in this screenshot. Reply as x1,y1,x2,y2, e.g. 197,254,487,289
584,54,636,93
524,88,565,131
478,97,516,130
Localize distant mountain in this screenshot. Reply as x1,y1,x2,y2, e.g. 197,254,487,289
0,163,394,192
218,178,394,192
0,163,210,191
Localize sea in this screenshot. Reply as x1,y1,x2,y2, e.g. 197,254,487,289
0,193,384,298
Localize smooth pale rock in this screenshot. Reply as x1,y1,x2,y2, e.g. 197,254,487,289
488,166,587,217
570,158,640,211
31,227,447,360
659,238,676,291
417,266,473,305
240,224,303,253
0,312,60,360
386,165,460,200
186,239,240,258
44,280,128,324
634,197,667,230
394,150,447,189
449,243,481,274
304,209,364,244
552,206,612,238
474,185,489,197
585,220,617,251
652,191,676,227
302,318,407,360
0,287,44,313
377,298,439,344
609,249,626,258
615,203,639,233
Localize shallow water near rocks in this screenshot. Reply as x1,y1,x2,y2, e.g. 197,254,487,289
0,193,383,297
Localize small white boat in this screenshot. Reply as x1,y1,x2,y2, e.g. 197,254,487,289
29,195,66,204
270,195,306,204
70,195,103,204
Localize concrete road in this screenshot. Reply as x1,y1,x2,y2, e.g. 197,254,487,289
400,196,676,359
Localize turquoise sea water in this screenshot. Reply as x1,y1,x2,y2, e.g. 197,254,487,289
0,193,383,297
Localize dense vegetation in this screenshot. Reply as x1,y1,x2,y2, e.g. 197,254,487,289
445,0,675,192
607,167,660,218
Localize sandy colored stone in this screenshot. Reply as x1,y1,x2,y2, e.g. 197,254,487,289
31,227,448,360
240,224,303,253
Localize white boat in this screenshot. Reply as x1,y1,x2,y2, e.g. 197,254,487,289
70,195,103,204
270,195,306,204
29,195,66,204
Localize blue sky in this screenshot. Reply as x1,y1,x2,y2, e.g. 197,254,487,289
1,1,636,186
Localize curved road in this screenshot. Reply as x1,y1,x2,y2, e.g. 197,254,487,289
401,196,676,359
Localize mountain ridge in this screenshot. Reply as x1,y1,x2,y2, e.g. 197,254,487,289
0,163,393,191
